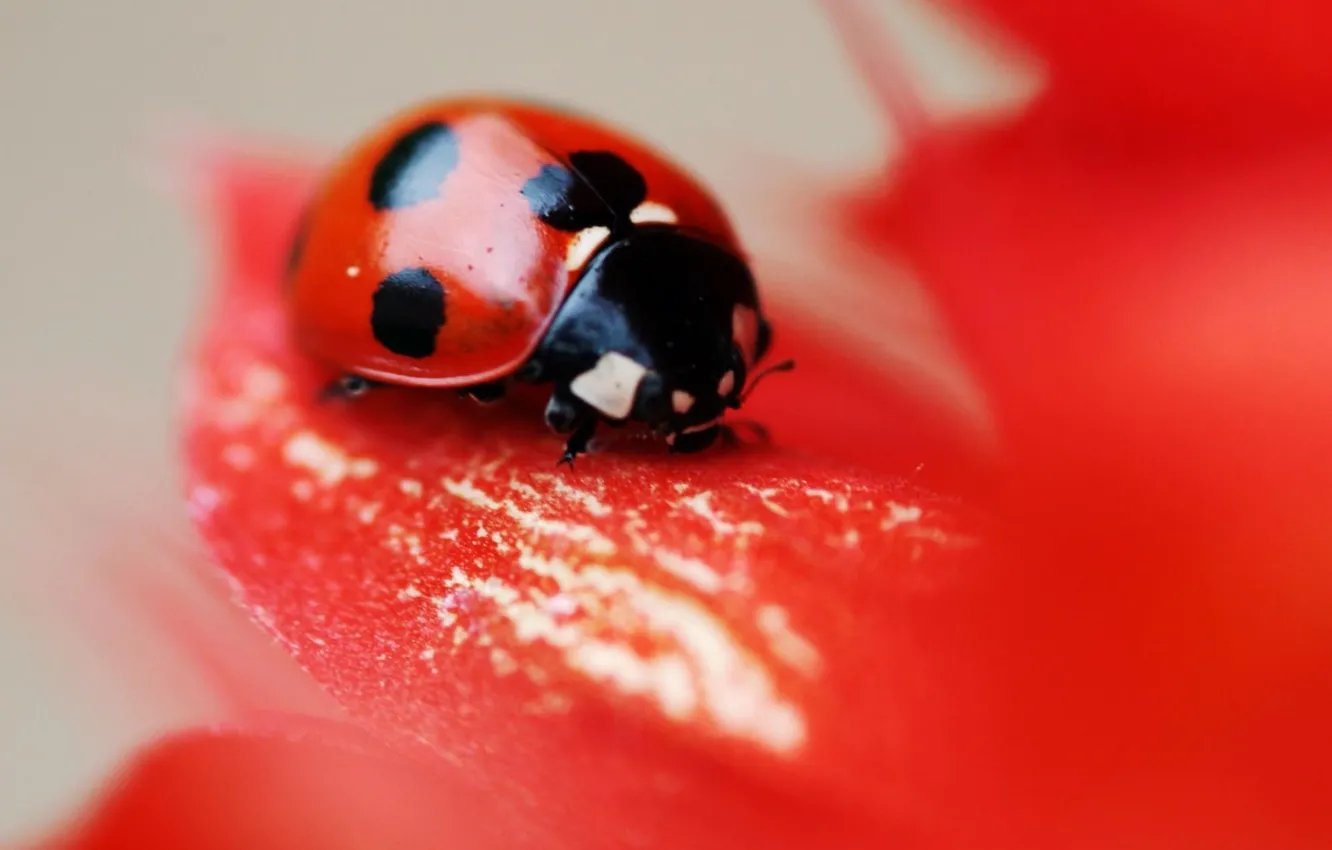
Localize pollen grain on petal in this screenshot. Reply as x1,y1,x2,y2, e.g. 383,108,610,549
399,478,424,498
652,548,726,595
739,485,792,518
209,361,291,430
756,604,823,678
677,491,766,540
281,429,379,487
880,502,923,531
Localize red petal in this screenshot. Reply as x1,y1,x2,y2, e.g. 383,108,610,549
943,0,1332,139
826,3,1332,847
41,728,549,850
176,139,987,845
49,724,930,850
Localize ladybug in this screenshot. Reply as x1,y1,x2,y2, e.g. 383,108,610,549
286,97,792,463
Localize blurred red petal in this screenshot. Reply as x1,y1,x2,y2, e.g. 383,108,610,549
941,0,1332,139
824,2,1332,847
42,728,523,850
48,724,924,850
175,137,989,846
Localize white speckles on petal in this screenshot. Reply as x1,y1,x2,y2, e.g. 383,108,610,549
756,605,822,677
653,549,725,594
399,479,424,498
187,484,222,520
393,474,810,754
573,642,699,719
221,443,255,470
398,583,423,601
212,362,289,430
242,363,287,402
881,502,923,531
282,430,379,487
356,501,382,524
442,476,617,555
536,474,613,517
489,647,519,676
804,487,851,513
679,491,765,539
740,485,790,517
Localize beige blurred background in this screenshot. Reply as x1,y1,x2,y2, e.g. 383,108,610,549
0,0,1011,841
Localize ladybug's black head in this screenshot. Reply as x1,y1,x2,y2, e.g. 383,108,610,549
519,229,782,457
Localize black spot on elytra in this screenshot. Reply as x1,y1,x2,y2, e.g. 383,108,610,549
520,150,647,233
371,267,446,358
568,151,647,218
369,122,459,210
522,163,607,231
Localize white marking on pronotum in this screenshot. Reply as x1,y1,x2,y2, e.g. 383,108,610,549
565,226,611,272
671,390,695,414
629,200,679,226
717,371,735,398
569,352,648,420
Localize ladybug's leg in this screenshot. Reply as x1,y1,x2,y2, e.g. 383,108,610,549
558,418,599,467
319,374,382,402
716,421,772,447
668,424,721,454
458,380,507,405
544,388,599,466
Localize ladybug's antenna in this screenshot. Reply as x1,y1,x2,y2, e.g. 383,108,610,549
740,359,796,405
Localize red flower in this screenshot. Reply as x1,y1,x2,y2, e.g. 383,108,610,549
29,1,1332,848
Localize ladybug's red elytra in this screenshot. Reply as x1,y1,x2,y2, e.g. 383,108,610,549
286,97,791,463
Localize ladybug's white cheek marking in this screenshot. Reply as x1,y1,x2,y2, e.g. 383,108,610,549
565,226,612,273
717,371,735,398
671,390,695,414
732,305,759,365
570,352,648,419
629,200,679,226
